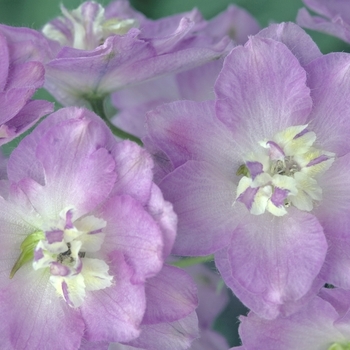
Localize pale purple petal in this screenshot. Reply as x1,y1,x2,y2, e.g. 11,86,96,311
159,161,243,256
5,61,44,90
215,37,312,146
315,157,350,288
81,251,144,343
0,88,40,130
97,194,163,283
204,5,260,45
239,296,347,350
145,100,240,179
44,32,154,106
125,312,199,350
215,209,327,319
16,117,117,219
306,52,350,156
145,183,177,258
0,24,58,63
102,37,230,96
257,22,322,66
297,0,350,44
302,0,350,21
7,107,113,184
0,265,84,350
142,265,198,325
112,60,223,139
2,100,53,146
111,140,154,205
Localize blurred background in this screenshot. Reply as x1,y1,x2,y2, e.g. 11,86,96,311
0,0,348,347
0,0,349,53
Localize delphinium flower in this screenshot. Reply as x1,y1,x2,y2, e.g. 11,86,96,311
111,4,260,138
3,0,231,109
0,106,178,349
235,287,350,350
297,0,350,43
145,22,350,319
0,31,53,145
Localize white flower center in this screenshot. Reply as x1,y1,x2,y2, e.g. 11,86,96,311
33,208,113,308
42,2,139,50
236,125,335,216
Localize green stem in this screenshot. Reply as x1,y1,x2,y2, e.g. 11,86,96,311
89,97,143,146
171,255,215,268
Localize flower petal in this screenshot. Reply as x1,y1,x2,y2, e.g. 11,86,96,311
0,265,84,350
306,52,350,156
142,265,198,325
98,194,163,283
215,36,312,146
81,251,144,343
216,209,327,319
159,160,242,256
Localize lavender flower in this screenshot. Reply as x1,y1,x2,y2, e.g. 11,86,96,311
0,31,52,145
0,107,176,348
297,0,350,43
236,287,350,350
31,0,231,107
145,23,350,319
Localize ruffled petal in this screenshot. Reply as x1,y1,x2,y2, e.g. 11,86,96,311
0,265,84,350
305,52,350,156
239,296,346,350
257,22,322,66
215,36,312,146
81,251,144,343
16,117,116,220
97,194,163,283
215,209,327,319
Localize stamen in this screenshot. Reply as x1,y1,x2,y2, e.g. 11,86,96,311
235,125,334,216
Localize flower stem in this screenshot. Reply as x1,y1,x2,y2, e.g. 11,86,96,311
171,255,215,268
88,97,143,146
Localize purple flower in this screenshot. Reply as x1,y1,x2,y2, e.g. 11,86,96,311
0,31,53,145
237,287,350,350
20,0,231,107
297,0,350,43
0,107,176,348
111,5,260,138
145,23,350,319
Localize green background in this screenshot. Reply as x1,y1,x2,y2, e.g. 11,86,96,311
0,0,348,346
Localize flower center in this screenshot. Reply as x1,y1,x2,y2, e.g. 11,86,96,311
42,2,139,50
235,125,335,216
12,208,113,308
